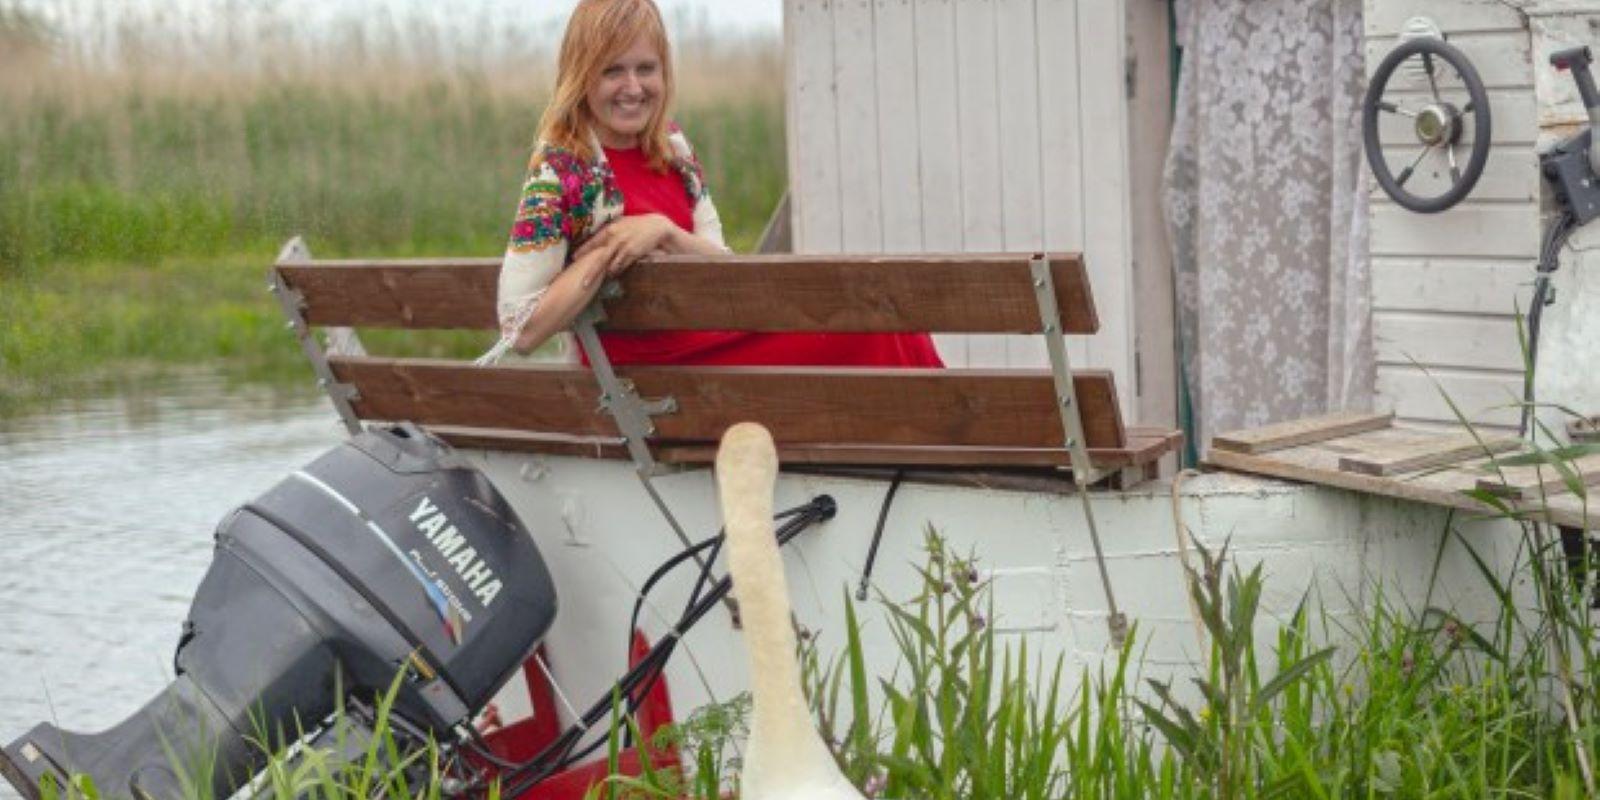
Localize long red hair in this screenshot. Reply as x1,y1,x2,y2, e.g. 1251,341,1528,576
540,0,675,169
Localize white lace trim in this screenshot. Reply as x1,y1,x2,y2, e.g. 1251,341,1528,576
474,287,548,367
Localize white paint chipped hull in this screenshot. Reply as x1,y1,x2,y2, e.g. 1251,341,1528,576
464,450,1524,724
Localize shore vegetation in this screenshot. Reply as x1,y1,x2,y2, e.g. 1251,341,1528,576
0,1,785,409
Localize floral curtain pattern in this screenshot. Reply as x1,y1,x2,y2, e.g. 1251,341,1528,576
1164,0,1374,446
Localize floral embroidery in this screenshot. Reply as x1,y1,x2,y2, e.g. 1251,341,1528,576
666,120,710,203
506,127,708,255
508,146,624,252
669,150,709,203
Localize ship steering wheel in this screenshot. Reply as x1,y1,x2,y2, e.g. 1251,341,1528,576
1362,36,1492,214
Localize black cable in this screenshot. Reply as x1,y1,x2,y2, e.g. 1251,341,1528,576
1522,209,1578,436
617,500,829,750
491,496,837,798
504,502,832,794
855,471,904,601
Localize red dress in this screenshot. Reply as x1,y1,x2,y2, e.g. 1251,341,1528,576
587,146,943,368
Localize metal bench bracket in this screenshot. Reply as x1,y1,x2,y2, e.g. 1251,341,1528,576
570,285,680,479
271,239,363,436
571,283,735,619
1029,254,1129,646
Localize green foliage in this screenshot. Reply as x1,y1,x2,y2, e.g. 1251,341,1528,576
0,83,784,275
597,525,1600,799
0,80,785,408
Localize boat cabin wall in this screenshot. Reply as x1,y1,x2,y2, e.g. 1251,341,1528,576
781,0,1177,432
467,452,1526,725
1365,0,1600,434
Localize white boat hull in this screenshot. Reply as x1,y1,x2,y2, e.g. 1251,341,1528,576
464,450,1524,726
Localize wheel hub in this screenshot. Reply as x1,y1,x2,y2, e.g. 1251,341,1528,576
1415,103,1462,147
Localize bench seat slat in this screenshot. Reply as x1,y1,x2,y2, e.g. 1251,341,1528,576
279,252,1095,334
426,427,1176,469
329,357,1126,450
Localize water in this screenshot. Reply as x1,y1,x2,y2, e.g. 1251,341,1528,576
0,374,343,797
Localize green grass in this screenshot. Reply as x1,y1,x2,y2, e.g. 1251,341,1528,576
0,84,786,409
606,528,1600,799
0,85,785,271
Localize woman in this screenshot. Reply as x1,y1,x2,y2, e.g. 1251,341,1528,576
481,0,940,368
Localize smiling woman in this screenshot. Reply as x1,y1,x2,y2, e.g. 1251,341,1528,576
481,0,941,369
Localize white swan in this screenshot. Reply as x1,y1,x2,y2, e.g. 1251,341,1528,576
715,423,867,800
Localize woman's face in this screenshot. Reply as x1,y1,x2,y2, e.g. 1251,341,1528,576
587,35,664,149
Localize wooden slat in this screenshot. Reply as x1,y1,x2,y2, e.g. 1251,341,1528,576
429,427,1179,470
1475,454,1600,500
1337,434,1521,477
1569,416,1600,444
1212,411,1394,455
278,259,500,330
278,253,1097,335
330,357,1125,449
1205,425,1600,530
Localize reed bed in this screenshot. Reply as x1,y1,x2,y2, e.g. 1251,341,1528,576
0,2,785,405
66,522,1587,800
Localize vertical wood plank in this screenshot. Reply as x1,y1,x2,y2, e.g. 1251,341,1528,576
914,0,969,364
873,0,922,253
833,0,883,251
1125,0,1176,427
995,0,1044,250
1036,0,1087,368
954,0,1003,251
997,0,1048,368
789,0,844,252
1075,0,1135,413
955,0,1006,367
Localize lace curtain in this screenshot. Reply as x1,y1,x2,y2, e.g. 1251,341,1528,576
1164,0,1374,447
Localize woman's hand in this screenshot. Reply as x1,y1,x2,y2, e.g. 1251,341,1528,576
573,214,680,286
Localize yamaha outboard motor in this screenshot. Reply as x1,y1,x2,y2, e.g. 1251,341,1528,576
0,425,557,799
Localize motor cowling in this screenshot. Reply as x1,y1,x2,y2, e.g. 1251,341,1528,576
1,424,557,799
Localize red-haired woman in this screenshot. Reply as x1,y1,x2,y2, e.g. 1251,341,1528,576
482,0,940,368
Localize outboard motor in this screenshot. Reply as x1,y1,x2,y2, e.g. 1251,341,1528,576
0,425,558,799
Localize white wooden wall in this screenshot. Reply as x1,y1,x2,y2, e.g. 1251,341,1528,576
783,0,1174,424
1364,1,1542,430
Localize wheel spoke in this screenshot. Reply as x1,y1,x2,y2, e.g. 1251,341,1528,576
1446,143,1462,183
1423,52,1444,105
1462,101,1475,114
1379,100,1418,117
1396,144,1435,187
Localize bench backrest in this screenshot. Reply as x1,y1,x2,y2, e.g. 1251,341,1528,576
275,254,1098,333
273,250,1172,471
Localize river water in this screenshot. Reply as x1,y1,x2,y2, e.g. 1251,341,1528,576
0,375,343,797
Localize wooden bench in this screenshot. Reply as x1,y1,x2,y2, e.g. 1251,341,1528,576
269,239,1181,487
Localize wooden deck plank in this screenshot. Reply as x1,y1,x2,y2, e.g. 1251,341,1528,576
1211,411,1394,455
332,358,1126,449
1337,433,1521,477
1569,416,1600,443
278,253,1097,334
1206,431,1599,530
1474,453,1600,500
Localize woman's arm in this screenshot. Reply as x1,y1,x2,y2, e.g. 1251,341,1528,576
510,247,611,352
509,219,724,353
572,212,727,280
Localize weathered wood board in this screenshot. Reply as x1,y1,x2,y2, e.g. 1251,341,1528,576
1337,433,1521,476
1208,419,1600,530
277,254,1096,334
1211,411,1394,455
432,426,1182,472
333,357,1128,450
1475,453,1600,500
